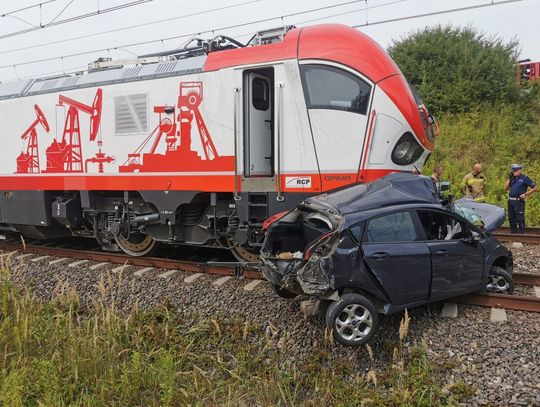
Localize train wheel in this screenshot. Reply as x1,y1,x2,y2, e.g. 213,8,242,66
115,233,156,257
230,244,260,262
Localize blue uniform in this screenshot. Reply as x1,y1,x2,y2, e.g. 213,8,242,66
509,175,536,197
508,174,536,234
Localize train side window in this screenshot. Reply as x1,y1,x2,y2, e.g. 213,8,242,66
252,77,269,111
300,64,371,115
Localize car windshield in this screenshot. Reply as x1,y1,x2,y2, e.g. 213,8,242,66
451,202,484,228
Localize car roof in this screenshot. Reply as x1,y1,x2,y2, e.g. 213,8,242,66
307,173,441,216
342,203,445,226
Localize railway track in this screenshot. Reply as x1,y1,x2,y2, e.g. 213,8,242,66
492,227,540,243
0,239,261,280
1,234,540,314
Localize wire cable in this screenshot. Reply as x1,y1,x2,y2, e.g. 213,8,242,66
0,0,374,68
0,0,154,41
0,0,57,17
46,0,76,25
0,0,263,55
0,0,525,74
353,0,525,28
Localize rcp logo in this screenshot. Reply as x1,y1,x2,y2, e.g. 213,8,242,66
285,176,312,188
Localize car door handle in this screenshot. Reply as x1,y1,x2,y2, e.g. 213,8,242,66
435,250,449,256
371,252,389,260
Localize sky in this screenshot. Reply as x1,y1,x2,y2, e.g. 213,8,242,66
0,0,538,83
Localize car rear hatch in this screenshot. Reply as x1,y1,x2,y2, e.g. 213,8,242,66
260,201,342,295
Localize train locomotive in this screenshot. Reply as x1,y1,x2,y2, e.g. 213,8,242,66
0,24,438,261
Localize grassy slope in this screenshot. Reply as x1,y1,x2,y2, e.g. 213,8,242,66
0,271,469,407
424,91,540,226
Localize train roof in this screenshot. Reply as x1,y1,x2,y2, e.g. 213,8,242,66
0,24,401,101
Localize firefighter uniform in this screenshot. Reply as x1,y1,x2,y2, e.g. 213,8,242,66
508,165,537,234
462,171,486,202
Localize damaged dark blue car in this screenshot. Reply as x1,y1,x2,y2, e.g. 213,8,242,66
261,173,513,347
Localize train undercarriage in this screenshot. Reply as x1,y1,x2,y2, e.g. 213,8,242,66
0,190,303,261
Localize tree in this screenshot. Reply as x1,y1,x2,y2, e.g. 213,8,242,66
388,25,520,114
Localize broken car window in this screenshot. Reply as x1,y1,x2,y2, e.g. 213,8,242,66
366,211,417,243
417,210,468,240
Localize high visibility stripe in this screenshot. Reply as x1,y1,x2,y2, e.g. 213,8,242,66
0,169,405,193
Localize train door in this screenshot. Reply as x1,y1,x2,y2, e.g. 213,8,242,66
243,68,274,178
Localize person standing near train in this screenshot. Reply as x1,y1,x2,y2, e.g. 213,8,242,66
462,163,486,202
504,163,537,234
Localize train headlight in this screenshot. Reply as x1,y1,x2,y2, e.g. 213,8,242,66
391,132,423,166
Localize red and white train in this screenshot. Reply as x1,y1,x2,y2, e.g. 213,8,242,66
0,24,438,261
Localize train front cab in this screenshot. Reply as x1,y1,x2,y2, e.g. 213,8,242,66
223,25,437,259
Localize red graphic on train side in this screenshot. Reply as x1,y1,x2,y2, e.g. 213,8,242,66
15,105,50,174
42,88,114,173
119,81,234,172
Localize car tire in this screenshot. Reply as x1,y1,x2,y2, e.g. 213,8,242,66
326,293,379,347
271,283,297,299
486,266,514,294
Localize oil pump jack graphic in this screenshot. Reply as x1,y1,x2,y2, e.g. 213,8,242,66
43,88,114,173
119,81,234,172
15,105,50,174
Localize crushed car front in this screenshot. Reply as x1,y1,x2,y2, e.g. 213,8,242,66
260,198,344,296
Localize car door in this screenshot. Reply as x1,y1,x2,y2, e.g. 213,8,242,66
416,209,484,299
361,210,431,305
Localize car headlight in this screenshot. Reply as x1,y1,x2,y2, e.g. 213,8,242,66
391,132,423,165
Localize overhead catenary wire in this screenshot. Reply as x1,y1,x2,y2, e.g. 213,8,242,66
353,0,525,28
0,0,57,17
0,0,155,41
0,0,397,69
0,0,263,55
46,0,76,26
0,0,525,76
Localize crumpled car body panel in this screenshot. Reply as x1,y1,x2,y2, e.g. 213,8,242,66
261,173,512,313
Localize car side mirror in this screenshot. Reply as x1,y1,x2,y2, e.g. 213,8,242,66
461,230,481,244
439,181,451,192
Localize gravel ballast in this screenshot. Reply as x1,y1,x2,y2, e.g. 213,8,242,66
3,241,540,406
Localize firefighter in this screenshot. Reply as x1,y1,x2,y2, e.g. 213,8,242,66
504,163,537,234
462,163,486,202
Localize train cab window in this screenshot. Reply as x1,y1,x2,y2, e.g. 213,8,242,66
300,64,371,115
252,77,269,111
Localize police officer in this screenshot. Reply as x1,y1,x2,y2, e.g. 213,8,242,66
504,164,537,234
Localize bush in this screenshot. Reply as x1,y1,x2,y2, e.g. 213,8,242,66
424,85,540,225
388,25,520,115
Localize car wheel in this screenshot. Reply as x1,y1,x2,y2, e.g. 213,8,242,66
325,293,379,347
486,266,514,294
271,284,297,299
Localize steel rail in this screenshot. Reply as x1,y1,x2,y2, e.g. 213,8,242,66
454,292,540,313
513,272,540,286
2,239,540,313
492,228,540,244
492,233,540,244
0,241,262,280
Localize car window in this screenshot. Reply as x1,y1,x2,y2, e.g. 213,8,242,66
348,223,363,243
366,211,417,243
417,210,469,240
300,64,372,115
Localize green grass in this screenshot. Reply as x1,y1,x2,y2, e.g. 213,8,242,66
0,268,467,406
425,86,540,226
